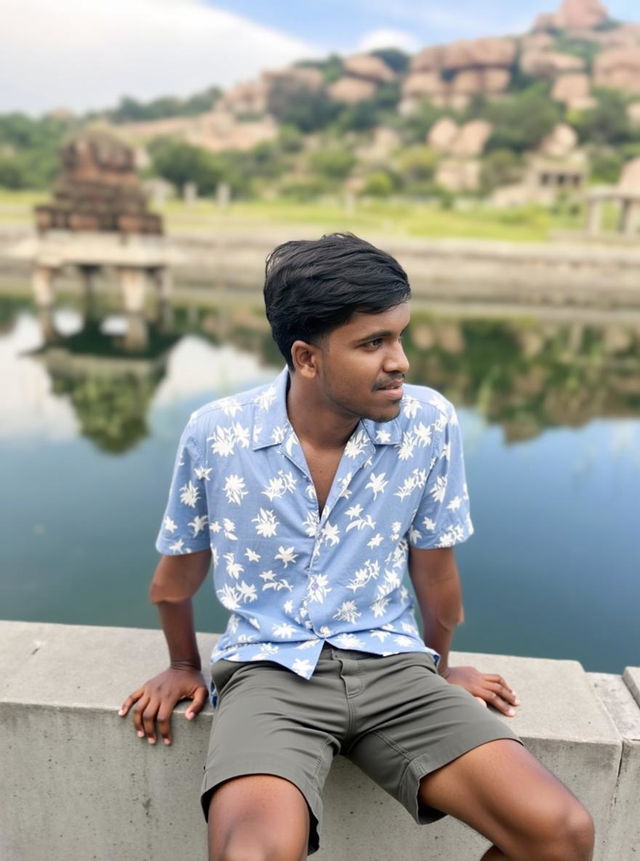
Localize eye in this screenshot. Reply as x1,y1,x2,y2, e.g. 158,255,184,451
363,338,383,349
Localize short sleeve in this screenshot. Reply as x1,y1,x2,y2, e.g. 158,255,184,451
408,406,474,549
155,422,210,555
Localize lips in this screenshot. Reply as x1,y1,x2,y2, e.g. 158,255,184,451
376,378,404,391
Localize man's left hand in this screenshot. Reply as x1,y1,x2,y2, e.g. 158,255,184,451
440,666,520,717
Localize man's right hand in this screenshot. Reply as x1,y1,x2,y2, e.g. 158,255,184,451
119,666,209,746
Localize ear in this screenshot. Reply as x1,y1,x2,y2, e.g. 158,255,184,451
290,339,319,378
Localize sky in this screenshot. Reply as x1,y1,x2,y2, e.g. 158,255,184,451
2,0,640,115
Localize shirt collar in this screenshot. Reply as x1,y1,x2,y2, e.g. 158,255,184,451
251,366,403,450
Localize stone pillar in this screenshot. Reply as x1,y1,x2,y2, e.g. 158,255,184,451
183,182,197,206
587,198,603,236
118,267,148,315
216,182,231,211
620,199,639,236
32,264,56,308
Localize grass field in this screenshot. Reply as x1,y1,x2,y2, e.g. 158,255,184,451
0,189,603,242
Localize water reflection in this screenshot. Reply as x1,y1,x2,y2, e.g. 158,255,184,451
1,291,639,453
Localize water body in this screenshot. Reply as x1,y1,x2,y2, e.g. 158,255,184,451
0,290,638,673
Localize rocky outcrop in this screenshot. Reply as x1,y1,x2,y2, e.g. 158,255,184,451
551,73,594,108
428,118,493,161
534,0,609,32
618,157,640,190
221,80,268,116
593,47,640,94
327,77,378,104
520,50,585,78
342,54,396,84
262,66,324,91
538,123,578,158
435,159,482,192
428,118,460,154
405,37,515,110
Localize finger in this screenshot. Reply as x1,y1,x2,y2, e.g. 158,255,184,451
133,695,150,737
474,695,488,708
142,700,160,743
485,680,520,706
185,686,209,720
157,701,177,746
484,689,517,717
119,688,143,716
485,674,518,699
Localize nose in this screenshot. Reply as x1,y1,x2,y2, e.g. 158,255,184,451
384,339,410,374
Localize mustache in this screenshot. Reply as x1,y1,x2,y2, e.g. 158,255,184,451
374,375,405,389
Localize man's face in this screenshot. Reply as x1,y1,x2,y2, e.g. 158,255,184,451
311,302,411,424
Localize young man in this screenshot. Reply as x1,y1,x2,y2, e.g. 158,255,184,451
120,234,594,860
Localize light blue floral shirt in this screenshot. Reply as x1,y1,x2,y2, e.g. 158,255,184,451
156,368,473,681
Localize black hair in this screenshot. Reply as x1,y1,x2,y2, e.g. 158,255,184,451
263,233,411,369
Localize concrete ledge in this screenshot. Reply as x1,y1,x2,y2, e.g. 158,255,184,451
0,621,636,861
589,673,640,859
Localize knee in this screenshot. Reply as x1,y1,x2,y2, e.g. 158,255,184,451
535,799,595,861
213,832,305,861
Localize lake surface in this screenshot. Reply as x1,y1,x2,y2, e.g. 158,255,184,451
1,289,638,673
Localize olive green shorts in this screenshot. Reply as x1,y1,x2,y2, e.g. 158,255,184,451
201,646,521,854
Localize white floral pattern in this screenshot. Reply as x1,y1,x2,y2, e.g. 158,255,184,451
156,368,473,683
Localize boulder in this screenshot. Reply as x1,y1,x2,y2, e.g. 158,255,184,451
435,159,482,192
410,45,445,73
558,0,609,30
222,80,268,115
451,120,494,157
441,37,517,69
551,73,593,108
533,0,609,32
520,50,585,78
343,54,396,84
402,72,447,98
618,157,640,190
327,77,378,104
427,117,460,154
521,32,555,50
262,66,323,91
627,102,640,127
594,47,640,94
539,123,579,158
449,69,486,96
482,68,512,93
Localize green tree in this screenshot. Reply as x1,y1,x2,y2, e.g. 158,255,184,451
485,86,561,152
308,147,356,182
370,48,410,75
572,89,631,145
481,149,523,193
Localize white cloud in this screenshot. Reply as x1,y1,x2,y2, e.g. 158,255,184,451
1,0,318,114
356,28,420,54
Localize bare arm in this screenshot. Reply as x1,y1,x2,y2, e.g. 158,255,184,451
409,546,519,716
119,550,212,744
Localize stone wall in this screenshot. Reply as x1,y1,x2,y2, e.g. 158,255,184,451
1,621,639,860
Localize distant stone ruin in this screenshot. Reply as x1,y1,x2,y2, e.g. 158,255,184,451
35,130,162,236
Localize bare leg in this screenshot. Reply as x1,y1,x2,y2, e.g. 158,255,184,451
419,740,594,861
208,774,310,861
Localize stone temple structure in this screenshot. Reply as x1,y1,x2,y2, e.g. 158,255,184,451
35,131,162,236
17,129,178,317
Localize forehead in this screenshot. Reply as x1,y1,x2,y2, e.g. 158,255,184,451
336,302,411,338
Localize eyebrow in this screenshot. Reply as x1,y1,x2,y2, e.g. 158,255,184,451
352,324,409,344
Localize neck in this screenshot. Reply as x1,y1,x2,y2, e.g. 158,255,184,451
286,372,358,449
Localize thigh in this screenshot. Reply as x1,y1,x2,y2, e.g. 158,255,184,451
202,659,344,854
208,774,309,861
419,738,591,856
347,651,521,823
